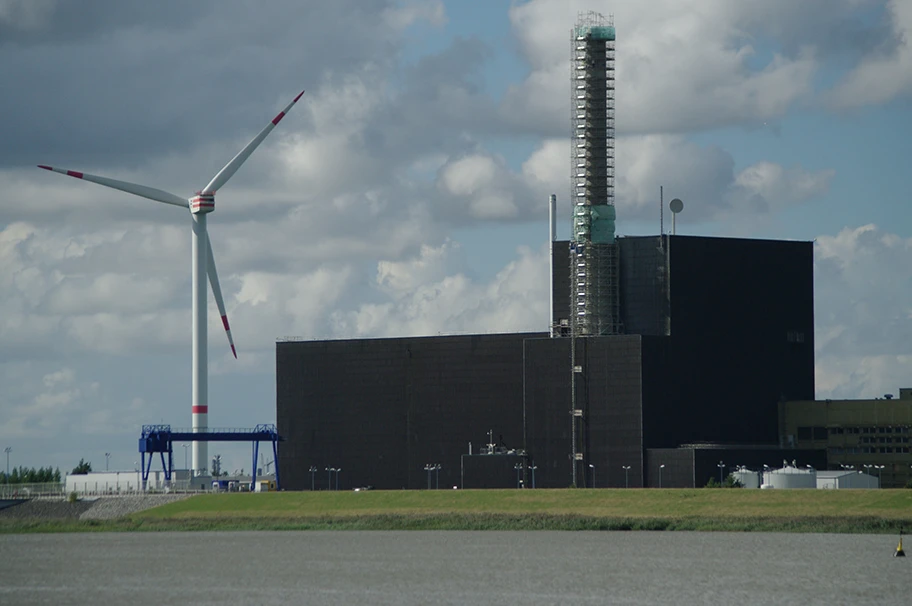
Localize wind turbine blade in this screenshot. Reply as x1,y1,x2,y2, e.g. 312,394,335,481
202,90,305,193
206,233,237,359
37,165,188,208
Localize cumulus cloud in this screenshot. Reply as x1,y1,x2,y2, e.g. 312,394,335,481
501,0,823,136
814,225,912,397
519,135,834,223
501,0,907,136
332,242,549,338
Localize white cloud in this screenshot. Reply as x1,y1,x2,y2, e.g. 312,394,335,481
814,224,912,398
333,243,549,338
502,0,821,135
520,135,834,223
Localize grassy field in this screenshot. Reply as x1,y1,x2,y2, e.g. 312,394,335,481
6,488,912,534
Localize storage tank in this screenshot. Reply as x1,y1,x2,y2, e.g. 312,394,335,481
731,469,760,489
766,465,816,489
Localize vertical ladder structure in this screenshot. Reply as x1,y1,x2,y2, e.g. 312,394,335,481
571,11,620,337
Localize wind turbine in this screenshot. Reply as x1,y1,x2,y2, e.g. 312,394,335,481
38,90,305,476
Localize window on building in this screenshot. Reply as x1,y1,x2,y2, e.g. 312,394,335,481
797,427,812,440
812,427,828,440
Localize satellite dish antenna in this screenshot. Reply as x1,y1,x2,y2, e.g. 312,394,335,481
669,198,683,234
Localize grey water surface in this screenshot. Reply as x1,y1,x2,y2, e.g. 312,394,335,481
0,531,908,605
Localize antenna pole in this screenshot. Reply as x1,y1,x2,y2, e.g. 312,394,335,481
660,185,664,237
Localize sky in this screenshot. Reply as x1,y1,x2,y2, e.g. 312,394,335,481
1,0,911,476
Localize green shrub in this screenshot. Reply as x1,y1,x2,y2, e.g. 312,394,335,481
67,492,79,503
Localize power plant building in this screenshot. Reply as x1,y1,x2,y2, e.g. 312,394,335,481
275,14,820,490
277,234,816,490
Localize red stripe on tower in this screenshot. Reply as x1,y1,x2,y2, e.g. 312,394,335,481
192,405,208,414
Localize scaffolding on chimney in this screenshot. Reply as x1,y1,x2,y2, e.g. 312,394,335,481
571,11,620,337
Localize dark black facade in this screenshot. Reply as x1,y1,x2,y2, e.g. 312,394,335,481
277,333,542,491
555,235,815,448
523,336,646,488
278,235,816,490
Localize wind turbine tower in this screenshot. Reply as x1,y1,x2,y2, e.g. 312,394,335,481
39,90,305,476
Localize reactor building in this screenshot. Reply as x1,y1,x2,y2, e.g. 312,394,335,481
276,14,819,490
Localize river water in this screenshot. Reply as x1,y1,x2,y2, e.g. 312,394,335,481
0,531,908,605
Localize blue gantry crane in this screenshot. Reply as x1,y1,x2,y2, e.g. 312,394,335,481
138,424,283,490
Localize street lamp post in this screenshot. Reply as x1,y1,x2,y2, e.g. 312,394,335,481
435,464,441,489
659,464,665,488
514,463,523,488
717,461,725,485
104,452,111,472
3,447,10,487
336,468,342,491
309,466,317,491
182,444,189,471
424,464,434,489
622,465,631,488
589,464,596,488
325,467,333,490
529,464,537,489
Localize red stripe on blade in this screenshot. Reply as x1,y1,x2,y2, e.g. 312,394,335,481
221,315,230,331
271,111,285,125
66,170,84,179
231,344,237,359
38,165,52,170
192,405,208,414
294,90,305,102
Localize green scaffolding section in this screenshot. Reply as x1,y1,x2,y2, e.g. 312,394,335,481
574,25,615,41
589,205,616,243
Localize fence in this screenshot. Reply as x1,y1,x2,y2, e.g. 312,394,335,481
0,483,67,499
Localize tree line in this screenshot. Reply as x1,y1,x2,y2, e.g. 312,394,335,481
0,466,62,484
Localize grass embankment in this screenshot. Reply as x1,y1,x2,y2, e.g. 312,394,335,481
4,489,912,533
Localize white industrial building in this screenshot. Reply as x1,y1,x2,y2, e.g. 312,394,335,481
814,470,879,489
731,463,880,489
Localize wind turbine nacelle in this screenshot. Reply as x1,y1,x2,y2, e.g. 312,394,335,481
190,192,216,214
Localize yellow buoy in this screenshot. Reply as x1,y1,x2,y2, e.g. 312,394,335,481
895,530,905,557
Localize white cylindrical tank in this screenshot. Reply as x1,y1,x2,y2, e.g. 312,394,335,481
766,467,816,489
732,469,760,489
